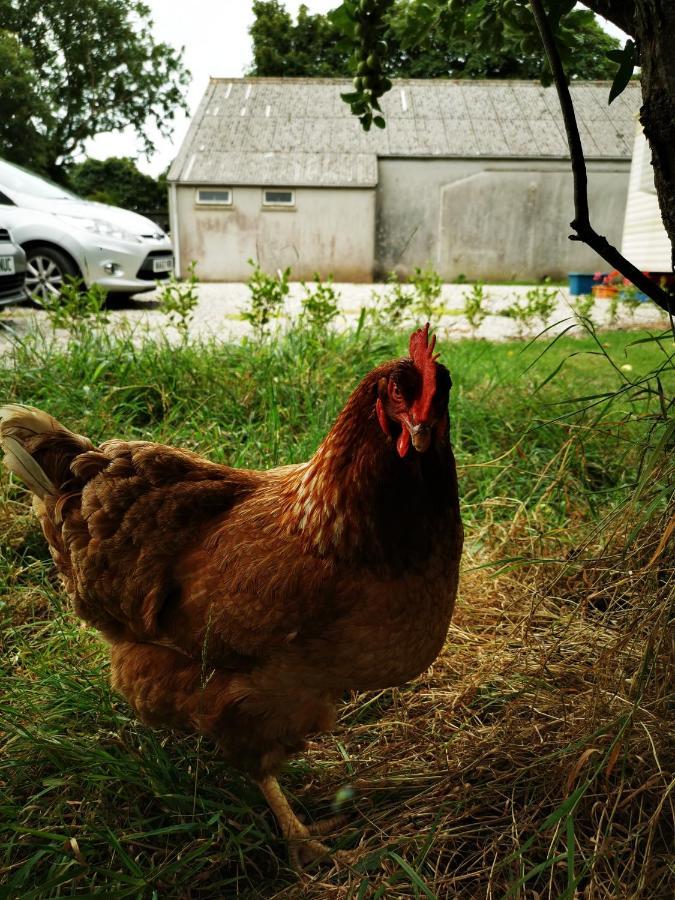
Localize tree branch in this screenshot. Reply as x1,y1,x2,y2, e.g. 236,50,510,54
529,0,673,316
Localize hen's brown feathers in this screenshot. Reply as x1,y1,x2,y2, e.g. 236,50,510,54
0,349,462,779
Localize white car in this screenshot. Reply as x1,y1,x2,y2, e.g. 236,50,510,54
0,158,174,302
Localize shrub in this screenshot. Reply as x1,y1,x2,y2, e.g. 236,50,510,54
410,265,442,320
463,281,488,334
299,274,340,335
570,292,594,325
371,266,444,329
158,261,199,342
503,281,560,336
40,278,109,340
243,260,291,339
370,271,415,329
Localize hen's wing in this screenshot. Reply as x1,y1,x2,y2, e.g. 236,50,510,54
38,437,333,665
43,440,250,640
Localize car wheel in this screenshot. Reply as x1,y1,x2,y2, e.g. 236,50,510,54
24,245,79,303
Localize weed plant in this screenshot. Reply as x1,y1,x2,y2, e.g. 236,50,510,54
462,281,488,334
243,261,291,340
298,274,340,336
370,271,416,328
40,279,109,340
503,282,560,336
569,292,595,325
409,266,443,321
158,262,199,342
370,267,444,330
0,298,673,898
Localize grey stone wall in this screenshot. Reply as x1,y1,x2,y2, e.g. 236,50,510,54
376,158,630,280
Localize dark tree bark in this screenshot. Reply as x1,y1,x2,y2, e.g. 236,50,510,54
582,0,675,270
579,0,636,35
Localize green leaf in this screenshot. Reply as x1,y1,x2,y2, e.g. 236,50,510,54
327,3,356,31
608,39,635,104
388,851,437,899
373,115,386,128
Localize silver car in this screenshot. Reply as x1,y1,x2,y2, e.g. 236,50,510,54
0,158,174,302
0,225,28,307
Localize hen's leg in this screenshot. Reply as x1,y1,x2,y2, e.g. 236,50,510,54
257,775,350,869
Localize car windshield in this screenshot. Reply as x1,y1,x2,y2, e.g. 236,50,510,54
0,159,79,201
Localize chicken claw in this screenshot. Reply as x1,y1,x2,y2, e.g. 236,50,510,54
257,775,353,870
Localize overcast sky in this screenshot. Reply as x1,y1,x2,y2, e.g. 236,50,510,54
84,1,336,175
84,1,626,177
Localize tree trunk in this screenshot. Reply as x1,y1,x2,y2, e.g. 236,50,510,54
635,0,675,270
582,0,675,271
580,0,636,35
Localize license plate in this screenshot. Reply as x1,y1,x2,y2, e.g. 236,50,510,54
0,256,15,275
153,256,174,273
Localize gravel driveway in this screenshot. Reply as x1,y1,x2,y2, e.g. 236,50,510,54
0,281,667,347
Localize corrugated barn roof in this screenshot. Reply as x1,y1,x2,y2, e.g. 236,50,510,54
168,78,640,187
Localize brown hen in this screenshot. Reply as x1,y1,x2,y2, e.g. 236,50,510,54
0,324,462,866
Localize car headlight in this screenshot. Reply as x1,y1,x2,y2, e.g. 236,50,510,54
58,215,142,244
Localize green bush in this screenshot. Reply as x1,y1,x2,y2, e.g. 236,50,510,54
243,260,291,339
298,273,340,335
463,281,488,334
158,261,199,342
40,278,109,340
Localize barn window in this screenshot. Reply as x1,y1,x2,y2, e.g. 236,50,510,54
196,188,232,206
262,189,295,208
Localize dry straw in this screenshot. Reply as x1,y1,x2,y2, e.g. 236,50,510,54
285,495,674,898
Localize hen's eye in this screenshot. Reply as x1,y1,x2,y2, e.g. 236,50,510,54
391,383,402,402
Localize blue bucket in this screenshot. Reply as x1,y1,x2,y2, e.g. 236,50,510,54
568,273,595,295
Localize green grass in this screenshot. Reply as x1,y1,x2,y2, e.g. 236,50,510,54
1,318,673,898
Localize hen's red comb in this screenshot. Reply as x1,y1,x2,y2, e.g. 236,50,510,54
409,323,440,423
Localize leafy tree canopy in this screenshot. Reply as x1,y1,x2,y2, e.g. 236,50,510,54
0,0,189,182
68,157,167,213
249,1,350,77
249,0,619,80
0,30,51,173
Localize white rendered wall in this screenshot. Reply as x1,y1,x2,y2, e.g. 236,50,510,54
621,127,672,271
174,185,375,282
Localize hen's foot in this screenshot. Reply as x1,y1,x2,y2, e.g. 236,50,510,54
306,812,349,837
257,775,353,870
287,821,353,869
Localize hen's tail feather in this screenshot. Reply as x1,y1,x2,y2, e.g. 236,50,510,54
0,404,94,498
1,434,56,498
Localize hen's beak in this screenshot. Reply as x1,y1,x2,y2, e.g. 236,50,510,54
410,423,432,453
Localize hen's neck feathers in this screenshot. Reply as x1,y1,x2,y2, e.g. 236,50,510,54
280,365,458,567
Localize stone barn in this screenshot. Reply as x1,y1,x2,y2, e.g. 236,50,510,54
167,78,640,282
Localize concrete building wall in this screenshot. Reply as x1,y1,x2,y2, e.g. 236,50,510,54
175,185,375,282
376,158,631,281
621,128,671,271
